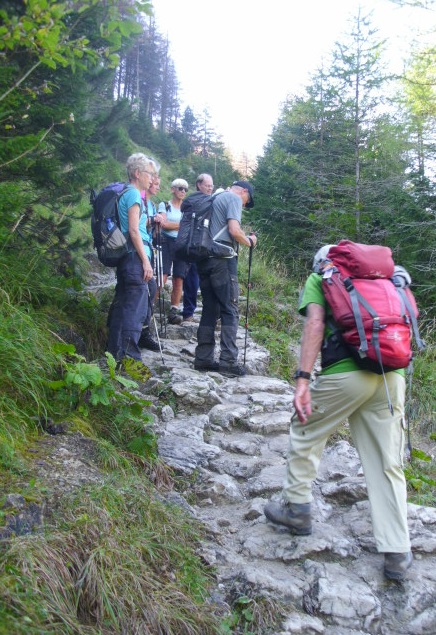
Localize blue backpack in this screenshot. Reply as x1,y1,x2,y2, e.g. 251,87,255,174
90,182,132,267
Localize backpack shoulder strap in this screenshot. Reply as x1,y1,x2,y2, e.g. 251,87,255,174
341,276,379,356
118,183,134,200
342,275,393,413
395,286,426,351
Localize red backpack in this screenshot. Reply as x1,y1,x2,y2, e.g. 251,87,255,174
319,241,425,376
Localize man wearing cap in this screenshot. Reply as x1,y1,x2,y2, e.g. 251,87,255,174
194,180,257,377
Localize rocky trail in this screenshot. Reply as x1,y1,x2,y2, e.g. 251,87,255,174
143,314,436,635
4,260,436,635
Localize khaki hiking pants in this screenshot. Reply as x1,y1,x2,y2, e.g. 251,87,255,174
284,371,411,553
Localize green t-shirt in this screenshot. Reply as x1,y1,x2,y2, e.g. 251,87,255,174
299,273,404,376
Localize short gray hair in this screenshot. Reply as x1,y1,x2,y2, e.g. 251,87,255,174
126,153,154,180
196,173,213,189
171,178,189,189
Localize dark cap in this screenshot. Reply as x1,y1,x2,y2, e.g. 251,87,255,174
232,180,254,209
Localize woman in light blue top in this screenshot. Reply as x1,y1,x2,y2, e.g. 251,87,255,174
106,153,157,361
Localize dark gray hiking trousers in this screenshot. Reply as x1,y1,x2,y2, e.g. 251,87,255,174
195,256,239,365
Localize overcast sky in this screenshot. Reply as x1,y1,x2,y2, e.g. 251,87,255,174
152,0,434,159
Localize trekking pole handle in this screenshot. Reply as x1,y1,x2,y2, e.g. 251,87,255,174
248,232,256,248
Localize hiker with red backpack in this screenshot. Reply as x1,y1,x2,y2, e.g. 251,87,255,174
264,241,425,582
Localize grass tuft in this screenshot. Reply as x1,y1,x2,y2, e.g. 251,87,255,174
0,478,218,634
0,293,60,468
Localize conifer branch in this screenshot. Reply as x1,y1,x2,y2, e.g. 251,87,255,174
0,122,55,169
0,60,42,103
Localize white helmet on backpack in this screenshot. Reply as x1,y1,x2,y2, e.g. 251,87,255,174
313,244,335,273
392,265,412,288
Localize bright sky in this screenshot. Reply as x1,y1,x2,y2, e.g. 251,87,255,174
152,0,434,159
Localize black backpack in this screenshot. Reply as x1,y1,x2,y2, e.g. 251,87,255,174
174,191,236,263
90,182,132,267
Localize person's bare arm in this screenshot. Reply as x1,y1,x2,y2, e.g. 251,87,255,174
128,204,153,281
228,219,257,247
158,217,179,231
293,302,325,423
154,207,180,231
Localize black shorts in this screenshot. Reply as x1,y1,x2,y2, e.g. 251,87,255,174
161,235,188,279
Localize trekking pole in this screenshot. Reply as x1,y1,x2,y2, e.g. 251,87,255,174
405,362,414,463
148,286,165,365
155,224,166,338
158,227,167,339
243,235,255,366
154,225,162,327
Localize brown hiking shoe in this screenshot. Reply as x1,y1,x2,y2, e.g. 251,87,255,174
384,551,413,581
264,500,312,535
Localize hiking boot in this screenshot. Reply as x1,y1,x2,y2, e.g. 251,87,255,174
194,361,220,372
182,315,195,323
168,307,183,325
384,551,413,581
264,501,312,535
218,363,246,378
138,328,160,352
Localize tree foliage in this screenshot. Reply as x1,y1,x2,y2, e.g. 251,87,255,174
0,1,238,318
252,8,436,309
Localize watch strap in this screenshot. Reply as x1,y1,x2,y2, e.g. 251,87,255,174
294,370,311,380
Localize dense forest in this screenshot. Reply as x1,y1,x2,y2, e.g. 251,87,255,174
0,1,435,632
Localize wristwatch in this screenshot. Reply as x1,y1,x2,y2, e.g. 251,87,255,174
293,370,311,380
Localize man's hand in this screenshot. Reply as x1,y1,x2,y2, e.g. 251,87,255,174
293,379,312,423
228,220,258,247
293,302,325,423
